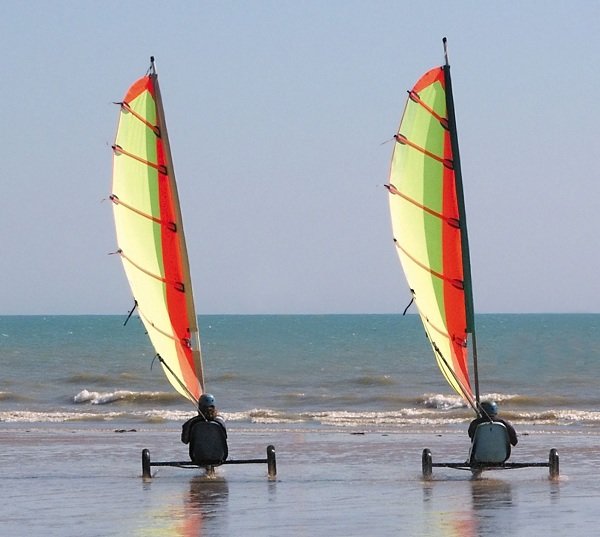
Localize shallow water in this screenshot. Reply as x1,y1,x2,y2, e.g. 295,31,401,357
1,425,598,536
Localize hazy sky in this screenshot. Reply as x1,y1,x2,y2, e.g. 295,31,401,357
1,1,598,315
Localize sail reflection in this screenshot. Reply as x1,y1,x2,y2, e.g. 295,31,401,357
421,478,513,537
470,478,513,510
468,479,514,536
176,477,229,537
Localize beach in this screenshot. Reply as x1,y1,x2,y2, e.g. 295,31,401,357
1,424,598,536
2,314,600,535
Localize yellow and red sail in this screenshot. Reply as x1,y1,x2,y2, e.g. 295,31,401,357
387,59,477,407
111,61,203,402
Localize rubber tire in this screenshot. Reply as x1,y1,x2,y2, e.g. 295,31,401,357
142,448,151,478
549,448,559,479
422,448,433,479
267,445,277,478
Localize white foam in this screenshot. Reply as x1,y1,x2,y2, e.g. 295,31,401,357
421,393,467,410
72,389,167,405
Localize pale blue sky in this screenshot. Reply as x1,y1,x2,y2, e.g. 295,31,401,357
1,1,598,314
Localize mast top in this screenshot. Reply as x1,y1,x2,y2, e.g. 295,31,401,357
443,37,449,67
148,56,156,76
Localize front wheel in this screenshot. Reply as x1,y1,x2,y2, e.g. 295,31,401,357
142,448,152,479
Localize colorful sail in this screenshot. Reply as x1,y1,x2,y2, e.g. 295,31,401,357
111,59,203,403
386,50,477,407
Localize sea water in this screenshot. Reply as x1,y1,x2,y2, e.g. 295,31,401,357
1,314,600,536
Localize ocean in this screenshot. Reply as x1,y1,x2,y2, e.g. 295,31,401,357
1,314,600,536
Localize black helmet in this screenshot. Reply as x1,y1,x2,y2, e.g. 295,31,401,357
198,393,216,410
480,401,498,417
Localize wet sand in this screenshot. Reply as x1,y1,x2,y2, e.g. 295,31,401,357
0,425,597,536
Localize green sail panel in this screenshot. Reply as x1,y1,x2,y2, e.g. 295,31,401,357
111,66,204,403
387,66,474,405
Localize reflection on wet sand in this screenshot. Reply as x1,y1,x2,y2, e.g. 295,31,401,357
469,478,514,536
470,478,513,509
421,476,514,537
178,476,230,537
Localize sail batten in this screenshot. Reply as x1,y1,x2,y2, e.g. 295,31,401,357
112,62,204,403
388,57,476,406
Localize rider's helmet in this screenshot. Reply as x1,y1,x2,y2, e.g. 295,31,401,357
198,393,216,411
480,401,498,417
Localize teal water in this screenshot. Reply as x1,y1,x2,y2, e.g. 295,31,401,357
1,314,600,430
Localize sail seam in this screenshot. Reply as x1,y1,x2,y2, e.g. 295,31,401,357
394,239,464,290
112,144,168,175
386,184,460,228
425,315,466,348
118,101,161,137
394,134,453,169
118,249,185,292
408,90,449,129
110,195,176,231
138,308,179,344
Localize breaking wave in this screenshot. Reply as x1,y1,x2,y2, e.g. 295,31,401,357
73,389,180,405
4,405,600,428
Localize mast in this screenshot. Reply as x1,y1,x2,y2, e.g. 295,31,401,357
151,57,205,395
442,38,480,404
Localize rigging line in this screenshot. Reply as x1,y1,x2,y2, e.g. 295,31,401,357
402,295,414,316
407,90,449,130
393,238,464,290
385,184,460,228
123,300,138,326
413,292,475,410
114,101,161,138
118,249,185,292
110,195,177,231
394,133,454,170
154,354,199,407
431,339,477,412
112,144,168,175
411,292,468,348
413,290,468,347
423,313,458,344
420,307,468,349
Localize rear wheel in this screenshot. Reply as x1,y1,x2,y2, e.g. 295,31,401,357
422,449,432,479
267,445,277,478
549,448,559,479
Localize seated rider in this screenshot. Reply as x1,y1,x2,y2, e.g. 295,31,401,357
181,393,227,446
468,400,518,446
